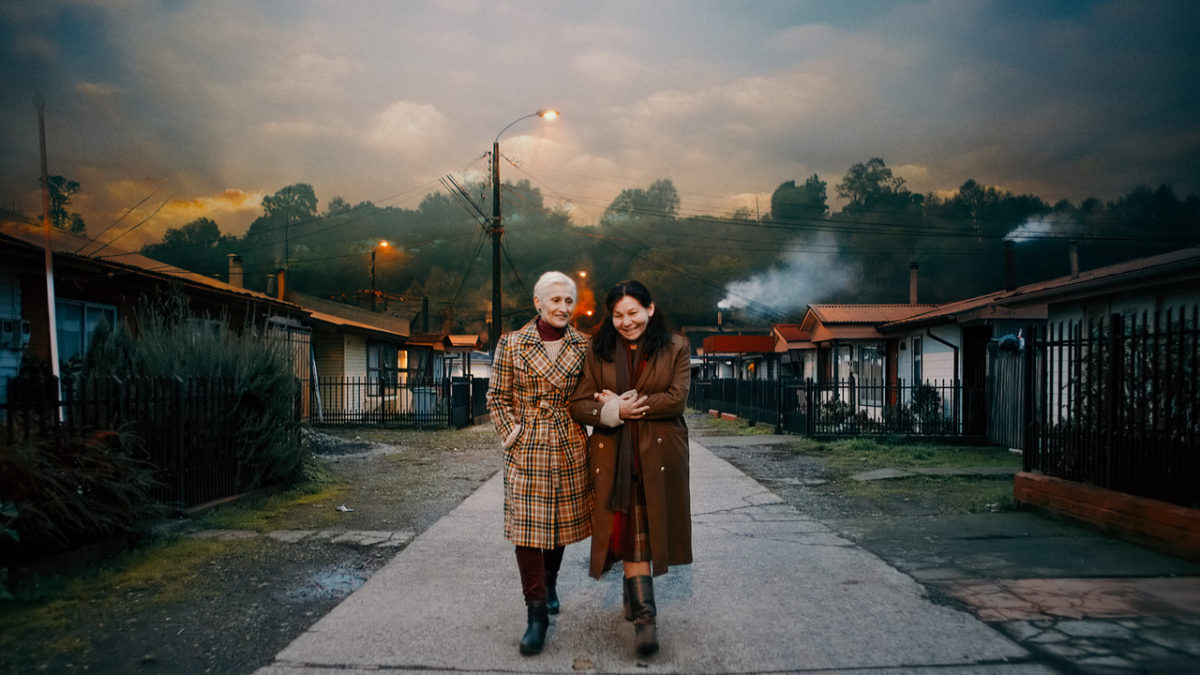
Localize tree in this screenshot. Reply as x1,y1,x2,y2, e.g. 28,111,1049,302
835,158,914,212
604,178,680,220
44,175,87,233
261,183,318,221
770,174,827,223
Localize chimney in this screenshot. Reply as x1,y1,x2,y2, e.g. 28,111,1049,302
1004,240,1016,291
227,254,244,288
909,262,919,304
275,268,287,300
1069,240,1080,279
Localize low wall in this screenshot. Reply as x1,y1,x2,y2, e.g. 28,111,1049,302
1014,472,1200,563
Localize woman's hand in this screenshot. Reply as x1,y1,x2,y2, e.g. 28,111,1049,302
616,389,649,419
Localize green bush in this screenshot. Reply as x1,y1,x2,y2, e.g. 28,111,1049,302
0,428,162,565
81,290,305,487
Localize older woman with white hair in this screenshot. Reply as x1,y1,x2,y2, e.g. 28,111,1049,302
486,270,593,656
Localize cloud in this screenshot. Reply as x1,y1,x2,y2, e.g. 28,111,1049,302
365,101,450,159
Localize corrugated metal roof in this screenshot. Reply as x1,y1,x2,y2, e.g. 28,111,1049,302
999,246,1200,305
772,323,808,341
809,304,937,324
1,219,303,311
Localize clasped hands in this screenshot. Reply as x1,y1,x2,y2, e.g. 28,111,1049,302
594,388,649,419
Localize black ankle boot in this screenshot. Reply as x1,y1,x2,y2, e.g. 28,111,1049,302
519,601,550,655
625,576,658,655
622,581,632,621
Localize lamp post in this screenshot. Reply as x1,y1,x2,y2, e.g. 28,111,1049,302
371,240,390,312
490,109,558,350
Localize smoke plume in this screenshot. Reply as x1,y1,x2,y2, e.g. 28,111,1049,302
717,234,858,316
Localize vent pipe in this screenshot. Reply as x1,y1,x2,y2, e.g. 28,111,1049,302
275,268,287,300
1069,240,1080,279
909,262,919,304
1004,240,1016,291
227,254,244,288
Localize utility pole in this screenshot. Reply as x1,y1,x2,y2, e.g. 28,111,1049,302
490,140,502,350
36,94,61,382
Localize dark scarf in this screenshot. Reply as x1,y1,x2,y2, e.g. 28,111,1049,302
535,317,566,341
608,339,642,514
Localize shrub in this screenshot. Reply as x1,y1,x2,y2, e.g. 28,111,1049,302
0,428,162,566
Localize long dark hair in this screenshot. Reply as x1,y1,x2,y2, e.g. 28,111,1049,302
591,280,673,361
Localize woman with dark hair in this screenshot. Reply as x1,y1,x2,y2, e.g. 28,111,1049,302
487,271,593,656
569,280,692,656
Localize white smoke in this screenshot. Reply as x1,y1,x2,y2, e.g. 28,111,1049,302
718,233,858,315
1004,213,1079,243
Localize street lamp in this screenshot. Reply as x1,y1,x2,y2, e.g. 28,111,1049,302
371,240,390,312
490,109,558,350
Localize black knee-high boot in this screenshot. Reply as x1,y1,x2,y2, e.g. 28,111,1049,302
544,546,564,614
515,547,549,655
625,576,659,655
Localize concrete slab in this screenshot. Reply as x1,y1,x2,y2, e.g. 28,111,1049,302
256,440,1044,674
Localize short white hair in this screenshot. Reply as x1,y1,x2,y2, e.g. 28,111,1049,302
533,270,577,301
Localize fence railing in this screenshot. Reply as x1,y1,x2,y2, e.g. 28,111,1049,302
3,374,296,509
305,376,490,429
1027,306,1199,508
691,376,980,437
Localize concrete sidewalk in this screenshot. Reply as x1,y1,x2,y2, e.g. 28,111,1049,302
256,439,1051,674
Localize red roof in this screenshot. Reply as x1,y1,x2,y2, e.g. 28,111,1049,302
702,334,775,354
773,323,808,341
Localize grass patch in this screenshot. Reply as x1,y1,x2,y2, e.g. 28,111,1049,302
687,413,774,436
195,461,346,532
0,536,229,652
792,436,1019,474
838,475,1016,514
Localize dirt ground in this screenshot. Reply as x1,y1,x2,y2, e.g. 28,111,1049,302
0,414,1010,674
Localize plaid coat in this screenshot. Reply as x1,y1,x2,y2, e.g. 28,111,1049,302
487,319,593,549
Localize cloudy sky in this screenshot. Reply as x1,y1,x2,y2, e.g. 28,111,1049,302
2,0,1198,249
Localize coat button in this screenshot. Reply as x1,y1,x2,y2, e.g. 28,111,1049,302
598,442,604,448
660,466,666,472
595,467,601,474
656,437,663,444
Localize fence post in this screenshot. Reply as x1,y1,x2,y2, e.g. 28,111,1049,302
805,378,815,435
1021,324,1037,471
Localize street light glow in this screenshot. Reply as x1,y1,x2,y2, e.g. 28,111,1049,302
538,109,559,120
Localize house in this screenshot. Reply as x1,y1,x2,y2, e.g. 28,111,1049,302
994,245,1200,560
699,334,776,379
0,216,309,404
772,323,815,380
798,304,937,385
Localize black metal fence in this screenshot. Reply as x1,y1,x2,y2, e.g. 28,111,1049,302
3,374,296,509
305,376,489,429
1026,306,1199,508
690,376,980,437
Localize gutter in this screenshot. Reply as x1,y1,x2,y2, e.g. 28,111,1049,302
925,326,959,385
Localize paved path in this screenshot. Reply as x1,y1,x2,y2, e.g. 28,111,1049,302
256,439,1049,674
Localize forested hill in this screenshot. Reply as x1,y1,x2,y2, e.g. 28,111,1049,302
132,159,1200,335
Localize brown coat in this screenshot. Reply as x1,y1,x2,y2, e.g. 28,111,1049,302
569,333,692,578
487,319,593,549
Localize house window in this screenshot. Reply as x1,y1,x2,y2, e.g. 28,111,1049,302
911,337,923,384
858,344,883,405
56,300,116,364
367,341,399,395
